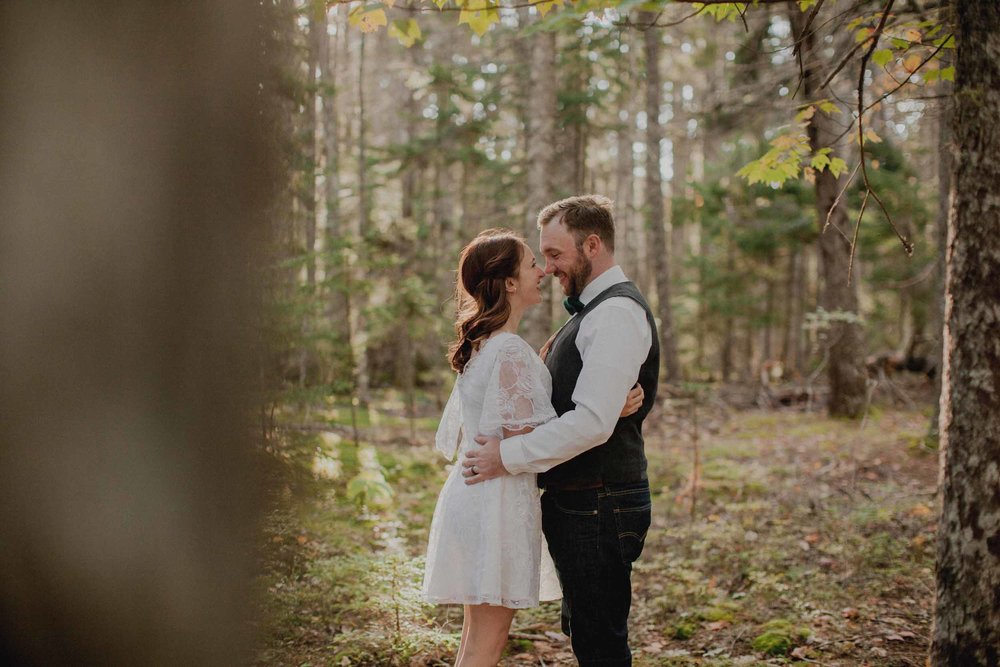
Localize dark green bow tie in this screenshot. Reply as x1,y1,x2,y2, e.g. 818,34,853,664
563,295,585,315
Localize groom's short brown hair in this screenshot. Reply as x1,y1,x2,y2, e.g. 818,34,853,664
537,194,616,253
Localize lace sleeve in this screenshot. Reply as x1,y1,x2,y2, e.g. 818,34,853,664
478,338,556,438
434,376,463,460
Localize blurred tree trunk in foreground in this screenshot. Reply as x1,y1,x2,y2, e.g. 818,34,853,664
932,1,1000,663
0,2,273,665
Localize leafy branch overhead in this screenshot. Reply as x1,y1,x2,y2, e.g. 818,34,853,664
736,103,848,187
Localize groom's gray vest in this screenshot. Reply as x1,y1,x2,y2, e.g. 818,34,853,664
538,281,659,490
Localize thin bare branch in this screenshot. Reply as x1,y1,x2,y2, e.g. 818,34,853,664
823,160,863,235
855,0,915,256
847,189,869,287
794,0,827,59
819,39,866,91
824,34,953,147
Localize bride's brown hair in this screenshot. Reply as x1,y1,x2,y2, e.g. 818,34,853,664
448,229,525,373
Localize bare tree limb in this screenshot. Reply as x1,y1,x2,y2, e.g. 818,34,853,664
847,189,869,286
855,0,915,256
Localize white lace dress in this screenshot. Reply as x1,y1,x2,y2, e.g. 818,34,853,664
422,332,562,608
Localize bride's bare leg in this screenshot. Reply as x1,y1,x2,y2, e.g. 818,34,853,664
455,604,515,667
455,605,471,665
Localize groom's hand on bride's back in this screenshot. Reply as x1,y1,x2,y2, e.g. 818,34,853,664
462,435,508,484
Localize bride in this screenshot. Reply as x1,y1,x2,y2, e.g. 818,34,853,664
422,229,643,666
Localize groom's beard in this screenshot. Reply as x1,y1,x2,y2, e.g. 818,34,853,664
566,251,593,298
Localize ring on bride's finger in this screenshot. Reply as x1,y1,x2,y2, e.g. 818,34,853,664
472,465,478,475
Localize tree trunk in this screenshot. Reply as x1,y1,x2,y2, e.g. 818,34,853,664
521,31,557,350
670,122,690,284
792,9,867,417
931,1,1000,663
641,11,681,383
304,0,322,288
927,50,953,444
721,235,735,382
352,33,370,402
614,31,636,279
781,245,805,377
322,5,352,382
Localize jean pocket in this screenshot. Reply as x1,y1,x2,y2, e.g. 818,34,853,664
549,489,599,516
542,491,600,575
610,487,651,564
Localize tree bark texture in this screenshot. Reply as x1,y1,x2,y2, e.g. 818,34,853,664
931,1,1000,664
641,13,681,383
928,50,953,443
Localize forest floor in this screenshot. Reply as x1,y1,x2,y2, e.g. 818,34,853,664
254,388,939,667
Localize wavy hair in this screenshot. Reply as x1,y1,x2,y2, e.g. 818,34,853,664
448,229,525,373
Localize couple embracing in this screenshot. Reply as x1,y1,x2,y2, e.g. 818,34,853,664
422,195,660,666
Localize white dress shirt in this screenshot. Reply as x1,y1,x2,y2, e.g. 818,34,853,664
499,265,653,474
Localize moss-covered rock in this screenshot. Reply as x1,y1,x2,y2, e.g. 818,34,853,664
751,619,810,656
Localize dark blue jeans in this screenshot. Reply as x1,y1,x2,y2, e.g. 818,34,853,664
541,480,652,666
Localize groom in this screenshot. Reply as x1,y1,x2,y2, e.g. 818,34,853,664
462,195,659,666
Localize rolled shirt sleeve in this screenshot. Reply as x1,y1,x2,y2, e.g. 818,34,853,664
499,296,652,474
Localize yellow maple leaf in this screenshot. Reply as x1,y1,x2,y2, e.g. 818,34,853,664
795,105,816,123
903,54,922,73
389,18,422,47
349,6,388,34
458,0,499,37
772,134,800,150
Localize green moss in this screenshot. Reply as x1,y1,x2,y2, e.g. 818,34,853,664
672,621,697,640
752,619,810,656
752,630,792,655
503,638,534,655
695,605,736,622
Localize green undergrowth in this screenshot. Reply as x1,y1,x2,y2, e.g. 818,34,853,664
256,404,937,666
